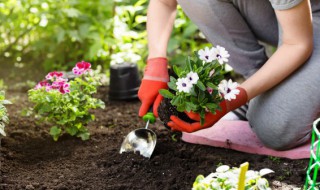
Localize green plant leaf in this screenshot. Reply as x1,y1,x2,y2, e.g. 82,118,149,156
196,81,206,91
50,126,62,141
78,132,90,141
66,126,78,136
168,81,177,91
159,89,175,99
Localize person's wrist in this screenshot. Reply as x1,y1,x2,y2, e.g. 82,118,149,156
147,57,168,65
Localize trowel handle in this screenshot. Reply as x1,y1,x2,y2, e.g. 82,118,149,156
142,107,156,124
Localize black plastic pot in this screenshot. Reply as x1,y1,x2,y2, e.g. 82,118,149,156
109,62,141,100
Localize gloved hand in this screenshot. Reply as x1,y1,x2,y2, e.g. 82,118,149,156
167,87,248,133
138,57,169,117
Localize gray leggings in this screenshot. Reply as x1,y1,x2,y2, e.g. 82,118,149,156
177,0,320,150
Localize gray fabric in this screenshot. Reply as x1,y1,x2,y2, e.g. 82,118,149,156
177,0,320,150
269,0,304,10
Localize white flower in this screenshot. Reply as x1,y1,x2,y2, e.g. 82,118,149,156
257,178,270,190
198,47,215,63
218,79,239,101
212,45,230,64
186,72,199,85
259,168,274,177
176,78,193,93
216,165,230,173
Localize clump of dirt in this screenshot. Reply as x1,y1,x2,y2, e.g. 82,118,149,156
158,97,195,128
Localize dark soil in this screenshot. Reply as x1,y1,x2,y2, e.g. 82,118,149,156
0,86,310,190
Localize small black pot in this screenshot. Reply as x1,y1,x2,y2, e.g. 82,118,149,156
109,63,141,100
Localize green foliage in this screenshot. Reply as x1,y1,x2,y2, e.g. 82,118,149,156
0,0,209,75
0,0,114,71
0,90,12,136
28,65,105,141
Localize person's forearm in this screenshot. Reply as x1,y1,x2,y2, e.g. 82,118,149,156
147,0,177,59
241,43,312,99
240,0,313,100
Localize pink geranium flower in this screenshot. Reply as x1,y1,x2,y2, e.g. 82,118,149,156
59,83,70,94
35,80,50,90
72,61,91,75
46,71,64,80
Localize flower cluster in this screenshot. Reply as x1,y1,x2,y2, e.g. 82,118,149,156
35,61,91,94
28,61,105,141
193,165,274,190
0,90,12,136
159,46,239,124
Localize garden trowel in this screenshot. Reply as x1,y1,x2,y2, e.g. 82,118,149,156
119,109,157,159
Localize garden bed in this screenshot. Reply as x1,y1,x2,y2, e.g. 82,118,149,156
1,86,309,189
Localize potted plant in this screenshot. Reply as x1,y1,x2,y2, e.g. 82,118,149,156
158,46,239,127
28,61,105,141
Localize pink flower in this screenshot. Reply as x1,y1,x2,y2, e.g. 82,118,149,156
35,80,50,90
59,83,70,94
46,71,64,80
207,87,213,95
72,61,91,75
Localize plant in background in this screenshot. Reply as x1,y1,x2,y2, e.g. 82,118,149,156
0,90,12,136
193,165,274,190
28,61,105,141
159,46,239,125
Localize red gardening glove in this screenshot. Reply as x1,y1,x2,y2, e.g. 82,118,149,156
167,87,248,133
138,57,169,117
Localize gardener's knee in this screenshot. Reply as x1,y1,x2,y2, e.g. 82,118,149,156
247,108,311,151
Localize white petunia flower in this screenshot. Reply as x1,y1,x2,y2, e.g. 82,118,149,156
218,79,239,101
212,45,230,64
186,71,199,85
176,78,193,93
216,165,230,173
198,47,215,63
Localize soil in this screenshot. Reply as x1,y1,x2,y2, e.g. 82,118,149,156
0,85,311,190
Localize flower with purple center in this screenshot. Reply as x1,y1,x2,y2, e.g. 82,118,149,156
176,78,193,93
218,79,239,101
186,71,199,85
212,45,230,64
72,61,91,75
198,47,215,63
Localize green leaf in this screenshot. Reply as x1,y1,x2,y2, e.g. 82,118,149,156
186,56,193,72
185,102,198,112
159,89,175,99
66,126,78,136
196,81,206,91
205,103,219,111
62,8,81,18
78,132,90,141
206,82,217,89
50,126,62,141
173,65,182,77
168,81,177,91
197,90,205,102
